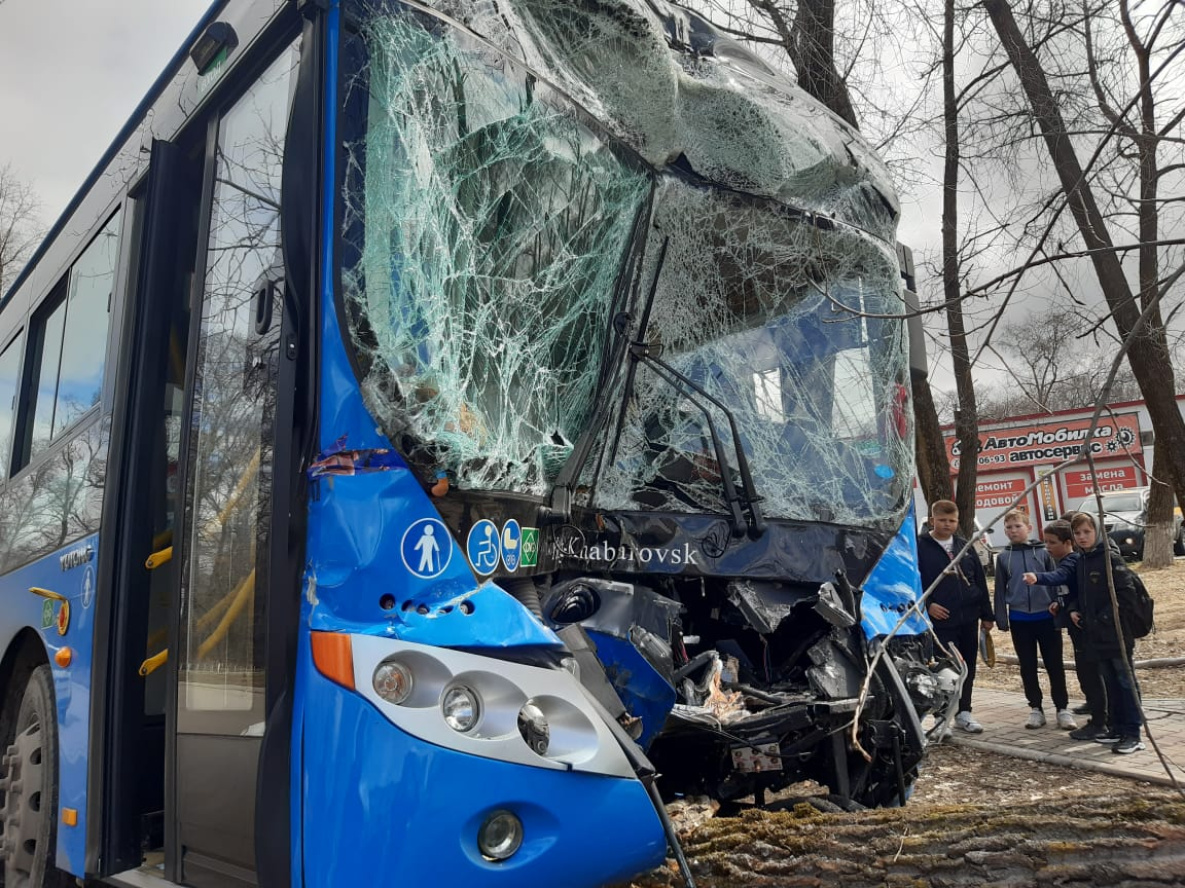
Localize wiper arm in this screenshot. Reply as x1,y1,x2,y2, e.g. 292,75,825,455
627,341,765,538
541,220,658,526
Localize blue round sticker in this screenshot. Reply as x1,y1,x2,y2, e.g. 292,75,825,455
466,519,501,576
500,519,522,572
400,518,453,579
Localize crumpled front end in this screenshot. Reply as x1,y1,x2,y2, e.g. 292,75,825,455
534,512,962,810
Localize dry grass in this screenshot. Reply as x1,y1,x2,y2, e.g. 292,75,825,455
978,560,1185,699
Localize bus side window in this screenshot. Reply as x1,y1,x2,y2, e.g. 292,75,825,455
0,333,24,477
18,209,120,468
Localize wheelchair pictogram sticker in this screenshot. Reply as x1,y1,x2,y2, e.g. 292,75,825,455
467,519,501,576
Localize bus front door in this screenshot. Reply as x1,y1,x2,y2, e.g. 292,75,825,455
170,43,300,888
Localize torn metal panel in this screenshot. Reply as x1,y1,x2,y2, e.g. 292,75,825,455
726,580,810,636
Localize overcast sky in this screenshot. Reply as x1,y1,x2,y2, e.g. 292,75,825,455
0,0,211,225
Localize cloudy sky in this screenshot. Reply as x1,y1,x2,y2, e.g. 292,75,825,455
0,0,211,224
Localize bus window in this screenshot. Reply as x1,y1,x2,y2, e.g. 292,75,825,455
0,333,23,475
22,210,120,464
180,45,297,720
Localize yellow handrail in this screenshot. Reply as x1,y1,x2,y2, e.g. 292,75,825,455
145,546,173,570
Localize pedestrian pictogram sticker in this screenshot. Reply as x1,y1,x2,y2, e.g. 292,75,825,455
467,520,500,576
501,520,522,572
400,518,453,579
521,527,539,568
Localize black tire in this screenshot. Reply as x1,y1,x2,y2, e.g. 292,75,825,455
0,665,73,888
1174,525,1185,557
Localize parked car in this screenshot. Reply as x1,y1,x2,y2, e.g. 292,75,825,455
1074,486,1185,559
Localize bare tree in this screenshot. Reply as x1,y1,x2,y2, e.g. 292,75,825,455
983,0,1185,567
0,164,43,295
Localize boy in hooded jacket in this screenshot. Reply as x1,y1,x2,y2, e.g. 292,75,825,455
994,509,1075,730
918,500,995,733
1044,520,1109,740
1024,512,1146,754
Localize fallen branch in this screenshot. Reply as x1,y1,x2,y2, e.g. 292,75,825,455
995,653,1185,669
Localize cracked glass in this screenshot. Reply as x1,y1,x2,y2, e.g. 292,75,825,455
589,180,912,526
339,2,912,529
339,5,651,496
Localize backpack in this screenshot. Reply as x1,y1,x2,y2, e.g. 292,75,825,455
1121,569,1155,639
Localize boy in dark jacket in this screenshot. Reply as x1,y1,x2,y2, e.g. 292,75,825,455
1023,512,1146,754
1044,520,1109,740
918,500,995,733
994,509,1074,730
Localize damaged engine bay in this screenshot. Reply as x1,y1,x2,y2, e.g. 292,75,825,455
334,0,967,814
524,562,964,810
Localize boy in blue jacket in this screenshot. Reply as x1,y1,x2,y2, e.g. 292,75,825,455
994,509,1075,730
918,500,995,733
1023,512,1146,754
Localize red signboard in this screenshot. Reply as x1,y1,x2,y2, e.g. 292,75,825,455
946,413,1141,470
1064,465,1138,500
972,477,1027,511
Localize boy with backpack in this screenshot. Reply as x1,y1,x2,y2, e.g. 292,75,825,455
1023,512,1154,754
994,509,1075,730
1044,520,1110,740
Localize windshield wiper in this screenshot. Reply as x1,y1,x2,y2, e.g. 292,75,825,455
545,236,764,538
625,338,765,538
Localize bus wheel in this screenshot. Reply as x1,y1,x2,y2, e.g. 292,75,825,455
0,666,72,888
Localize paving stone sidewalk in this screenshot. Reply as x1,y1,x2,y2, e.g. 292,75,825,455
947,687,1185,787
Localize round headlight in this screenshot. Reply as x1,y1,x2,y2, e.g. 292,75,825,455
478,810,523,861
372,661,413,705
442,686,480,732
517,701,550,755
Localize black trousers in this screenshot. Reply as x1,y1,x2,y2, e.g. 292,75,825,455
1097,646,1143,740
936,621,980,714
1068,622,1108,724
1009,617,1069,711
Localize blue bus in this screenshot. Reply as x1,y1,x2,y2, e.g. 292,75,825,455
0,1,956,886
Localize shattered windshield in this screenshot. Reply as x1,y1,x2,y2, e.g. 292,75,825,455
338,2,912,528
588,179,913,526
339,4,652,495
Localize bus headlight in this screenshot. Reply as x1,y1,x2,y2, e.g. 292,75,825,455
372,661,413,705
477,810,523,861
517,701,549,755
442,686,480,732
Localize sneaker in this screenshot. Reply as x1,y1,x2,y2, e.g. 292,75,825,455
1072,703,1092,715
1112,737,1145,755
1069,722,1106,741
955,711,984,734
1025,708,1046,729
1055,709,1078,730
1092,729,1122,745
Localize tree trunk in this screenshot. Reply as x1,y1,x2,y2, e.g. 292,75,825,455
619,796,1185,887
983,0,1185,523
787,0,858,128
1126,0,1178,567
911,373,953,506
1144,438,1175,568
943,0,979,537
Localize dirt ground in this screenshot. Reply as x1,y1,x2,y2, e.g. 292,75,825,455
614,564,1185,888
978,559,1185,699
